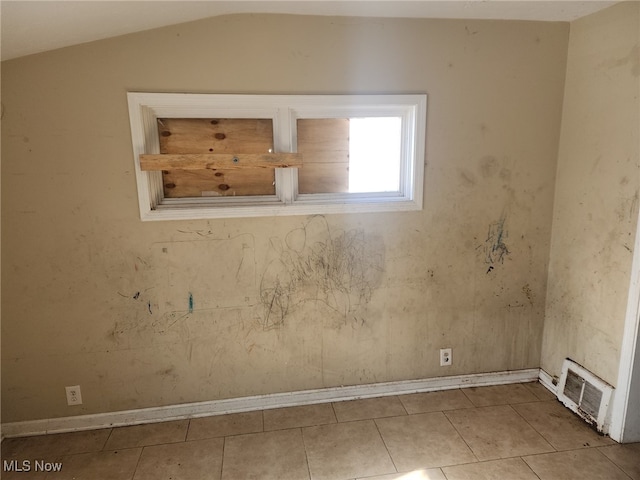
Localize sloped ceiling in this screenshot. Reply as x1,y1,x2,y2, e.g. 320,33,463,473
1,1,617,61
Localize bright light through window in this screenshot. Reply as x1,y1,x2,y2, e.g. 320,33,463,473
348,117,402,193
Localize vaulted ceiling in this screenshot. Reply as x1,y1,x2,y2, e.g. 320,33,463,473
1,1,617,61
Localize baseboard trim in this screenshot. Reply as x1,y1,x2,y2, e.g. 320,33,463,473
2,368,540,439
538,368,558,396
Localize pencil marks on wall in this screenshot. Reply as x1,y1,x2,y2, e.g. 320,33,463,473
456,155,520,273
107,218,385,347
108,233,258,346
483,215,510,266
616,189,639,223
259,216,385,329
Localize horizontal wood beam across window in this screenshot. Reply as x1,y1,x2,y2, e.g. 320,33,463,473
139,153,303,171
127,92,426,219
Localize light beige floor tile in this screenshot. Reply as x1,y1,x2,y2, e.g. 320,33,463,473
187,411,263,440
303,420,395,480
105,420,188,449
357,469,446,479
375,412,476,471
333,396,407,422
221,428,309,480
1,429,111,459
523,448,632,480
263,403,336,431
522,381,556,401
445,405,554,461
513,400,614,450
47,448,142,480
0,461,50,480
598,443,640,479
399,389,474,414
133,438,223,480
461,384,538,407
4,388,635,480
442,458,540,480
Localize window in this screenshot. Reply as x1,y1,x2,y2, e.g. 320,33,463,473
127,93,426,220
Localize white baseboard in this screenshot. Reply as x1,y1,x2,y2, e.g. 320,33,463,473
538,368,558,396
2,368,540,439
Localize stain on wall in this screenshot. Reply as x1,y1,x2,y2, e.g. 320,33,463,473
541,2,640,385
483,215,510,266
260,215,384,329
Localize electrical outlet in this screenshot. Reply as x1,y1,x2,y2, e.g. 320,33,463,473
440,348,452,366
65,385,83,406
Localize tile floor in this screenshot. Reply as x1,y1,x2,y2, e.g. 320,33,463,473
1,382,639,479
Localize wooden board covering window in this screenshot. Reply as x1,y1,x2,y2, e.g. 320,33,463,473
297,118,350,194
158,118,275,198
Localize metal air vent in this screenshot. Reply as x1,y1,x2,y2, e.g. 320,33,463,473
557,359,613,433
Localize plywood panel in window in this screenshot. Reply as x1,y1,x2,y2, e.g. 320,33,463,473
297,118,349,194
162,169,275,197
298,163,349,194
158,118,275,197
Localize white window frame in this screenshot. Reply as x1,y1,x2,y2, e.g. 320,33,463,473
127,93,426,220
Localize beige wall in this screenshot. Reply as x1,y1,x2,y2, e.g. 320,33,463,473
1,14,568,422
0,159,2,434
541,2,640,386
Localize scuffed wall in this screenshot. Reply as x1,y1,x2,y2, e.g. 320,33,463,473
541,2,640,386
1,14,568,422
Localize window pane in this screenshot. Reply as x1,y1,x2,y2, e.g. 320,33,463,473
157,118,275,198
296,117,402,194
348,117,401,193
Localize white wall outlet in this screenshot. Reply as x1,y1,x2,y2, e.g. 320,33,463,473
65,385,83,405
440,348,452,366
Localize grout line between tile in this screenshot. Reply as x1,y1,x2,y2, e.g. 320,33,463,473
219,436,227,480
591,449,635,480
299,426,313,480
184,418,193,442
372,417,399,474
330,413,403,427
102,427,114,451
518,455,544,480
441,409,480,464
330,401,339,423
459,387,477,406
597,444,640,479
523,447,637,480
128,446,144,480
508,403,559,453
396,394,409,416
180,420,188,443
